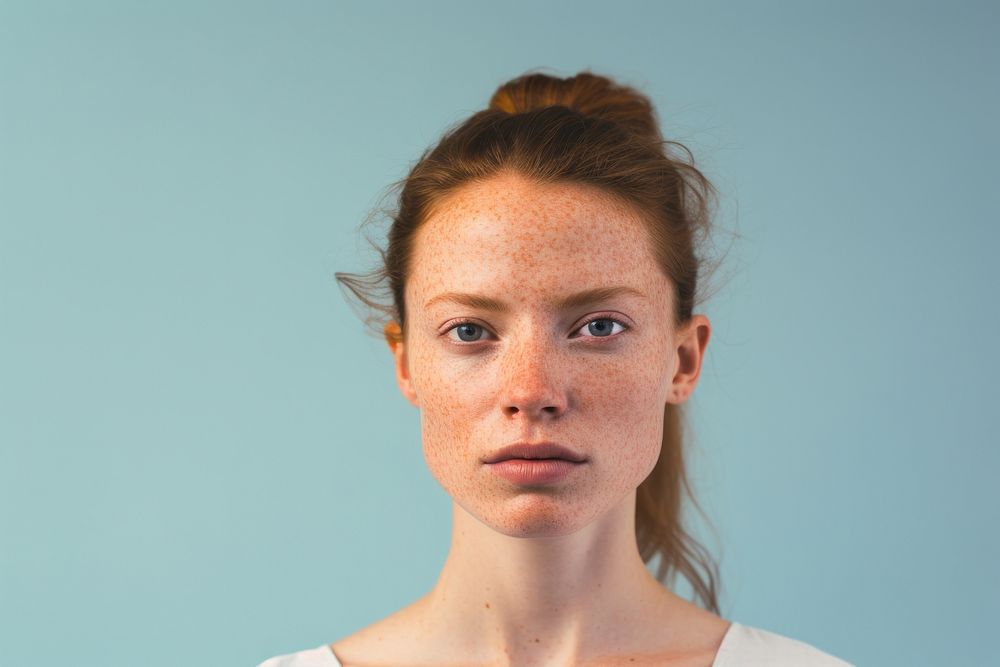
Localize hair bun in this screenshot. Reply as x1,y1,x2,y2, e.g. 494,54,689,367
488,70,662,142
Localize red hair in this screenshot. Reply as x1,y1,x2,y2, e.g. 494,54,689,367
338,69,729,613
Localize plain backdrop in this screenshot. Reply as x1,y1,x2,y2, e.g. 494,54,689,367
1,2,997,666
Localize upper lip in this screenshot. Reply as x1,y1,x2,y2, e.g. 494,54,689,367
482,442,587,464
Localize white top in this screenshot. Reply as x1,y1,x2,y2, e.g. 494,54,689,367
255,621,854,666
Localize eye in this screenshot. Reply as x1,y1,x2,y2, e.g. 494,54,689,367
445,321,494,343
442,316,628,345
576,316,628,339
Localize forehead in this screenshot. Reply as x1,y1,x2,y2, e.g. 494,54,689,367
410,173,663,303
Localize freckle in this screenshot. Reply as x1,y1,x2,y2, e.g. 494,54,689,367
533,638,540,643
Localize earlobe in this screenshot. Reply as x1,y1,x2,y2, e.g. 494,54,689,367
384,322,419,407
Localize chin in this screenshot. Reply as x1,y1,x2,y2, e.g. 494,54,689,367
463,493,607,539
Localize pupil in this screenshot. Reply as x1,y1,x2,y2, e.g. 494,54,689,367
458,324,479,341
589,319,611,336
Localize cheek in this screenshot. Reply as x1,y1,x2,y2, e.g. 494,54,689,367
581,345,671,473
412,355,493,476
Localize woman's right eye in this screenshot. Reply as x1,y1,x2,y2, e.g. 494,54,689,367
446,322,492,343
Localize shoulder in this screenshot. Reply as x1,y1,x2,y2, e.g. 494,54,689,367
254,644,340,667
713,622,854,667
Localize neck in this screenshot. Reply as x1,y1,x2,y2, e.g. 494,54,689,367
417,491,685,665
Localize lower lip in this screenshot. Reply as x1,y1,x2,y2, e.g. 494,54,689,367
485,458,585,485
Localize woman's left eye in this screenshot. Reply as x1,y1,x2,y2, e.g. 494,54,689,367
576,317,627,338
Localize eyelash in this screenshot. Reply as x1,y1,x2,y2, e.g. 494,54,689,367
440,315,630,345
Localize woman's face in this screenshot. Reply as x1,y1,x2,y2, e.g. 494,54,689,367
388,171,707,538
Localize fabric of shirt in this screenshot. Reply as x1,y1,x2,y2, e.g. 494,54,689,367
254,621,855,666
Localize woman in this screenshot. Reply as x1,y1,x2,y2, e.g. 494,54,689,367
257,71,853,666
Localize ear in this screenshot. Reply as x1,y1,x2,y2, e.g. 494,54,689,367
667,314,711,405
384,322,419,408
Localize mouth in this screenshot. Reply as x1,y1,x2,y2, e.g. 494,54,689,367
482,442,587,464
484,457,586,485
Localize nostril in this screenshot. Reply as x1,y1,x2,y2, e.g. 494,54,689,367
504,404,563,420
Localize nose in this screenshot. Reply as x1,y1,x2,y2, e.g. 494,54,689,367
499,332,569,421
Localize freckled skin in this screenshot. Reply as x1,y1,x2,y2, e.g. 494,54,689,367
401,172,679,539
363,171,721,666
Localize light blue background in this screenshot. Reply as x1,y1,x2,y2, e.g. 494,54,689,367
2,2,997,665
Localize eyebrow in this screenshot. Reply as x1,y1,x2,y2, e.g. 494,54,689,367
424,285,647,312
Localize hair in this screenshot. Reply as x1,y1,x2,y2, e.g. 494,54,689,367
336,69,730,614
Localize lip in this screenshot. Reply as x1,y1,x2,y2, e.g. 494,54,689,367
485,458,585,485
481,442,587,464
